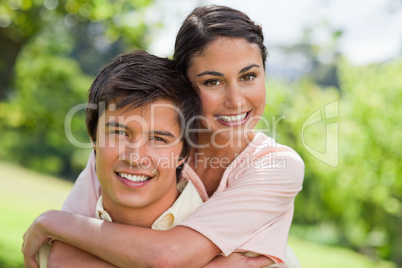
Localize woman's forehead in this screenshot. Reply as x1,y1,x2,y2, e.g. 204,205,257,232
188,38,263,73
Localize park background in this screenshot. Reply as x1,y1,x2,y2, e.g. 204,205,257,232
0,0,401,267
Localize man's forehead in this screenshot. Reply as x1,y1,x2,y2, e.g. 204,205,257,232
109,98,178,113
102,100,181,130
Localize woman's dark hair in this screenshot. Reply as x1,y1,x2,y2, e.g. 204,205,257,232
86,50,201,179
174,5,268,74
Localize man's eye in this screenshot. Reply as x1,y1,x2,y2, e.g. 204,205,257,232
151,136,167,143
111,130,126,135
204,79,221,86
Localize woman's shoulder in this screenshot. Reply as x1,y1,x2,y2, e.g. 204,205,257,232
227,133,304,189
247,132,303,163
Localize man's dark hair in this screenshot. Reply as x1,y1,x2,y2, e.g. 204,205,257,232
86,50,201,179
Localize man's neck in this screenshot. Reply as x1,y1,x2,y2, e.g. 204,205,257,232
102,187,180,228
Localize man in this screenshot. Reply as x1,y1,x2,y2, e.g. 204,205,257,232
38,50,203,266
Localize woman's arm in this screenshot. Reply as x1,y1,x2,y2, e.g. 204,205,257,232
48,241,117,268
23,210,220,268
178,152,304,262
46,243,274,268
25,213,275,268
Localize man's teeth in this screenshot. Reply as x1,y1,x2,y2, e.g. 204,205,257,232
217,112,247,122
119,173,149,182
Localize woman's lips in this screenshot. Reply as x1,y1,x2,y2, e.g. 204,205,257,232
215,111,251,126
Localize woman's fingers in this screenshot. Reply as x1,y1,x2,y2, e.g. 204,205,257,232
21,212,51,268
22,225,40,268
23,255,39,268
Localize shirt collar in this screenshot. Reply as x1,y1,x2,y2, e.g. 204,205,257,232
95,180,202,230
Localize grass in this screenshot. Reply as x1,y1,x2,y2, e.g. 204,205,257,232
288,237,396,268
0,161,73,268
0,160,397,268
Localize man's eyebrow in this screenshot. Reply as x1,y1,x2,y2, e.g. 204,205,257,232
151,130,176,138
239,64,260,74
105,123,175,137
105,122,127,129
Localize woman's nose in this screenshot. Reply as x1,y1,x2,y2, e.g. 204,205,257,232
224,83,245,109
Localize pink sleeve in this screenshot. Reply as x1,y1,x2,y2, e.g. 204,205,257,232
177,152,304,262
61,150,101,217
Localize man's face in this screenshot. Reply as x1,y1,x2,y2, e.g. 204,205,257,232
95,99,184,213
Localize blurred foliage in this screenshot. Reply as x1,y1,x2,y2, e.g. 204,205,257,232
261,58,402,264
0,31,91,177
0,0,153,99
0,0,154,178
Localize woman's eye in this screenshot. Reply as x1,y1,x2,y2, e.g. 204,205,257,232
241,73,256,81
204,79,221,86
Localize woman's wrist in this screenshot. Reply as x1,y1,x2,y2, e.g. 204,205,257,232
37,210,63,243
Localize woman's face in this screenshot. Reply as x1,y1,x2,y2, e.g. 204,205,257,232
187,38,266,141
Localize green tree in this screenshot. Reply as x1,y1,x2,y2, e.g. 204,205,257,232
0,0,152,99
261,58,402,264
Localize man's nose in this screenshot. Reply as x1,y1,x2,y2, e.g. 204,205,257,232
120,139,151,168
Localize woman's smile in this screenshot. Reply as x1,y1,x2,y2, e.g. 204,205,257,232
214,110,251,126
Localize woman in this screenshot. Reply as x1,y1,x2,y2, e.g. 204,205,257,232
23,5,304,267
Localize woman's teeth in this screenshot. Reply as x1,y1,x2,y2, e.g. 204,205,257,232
217,112,247,122
119,173,150,182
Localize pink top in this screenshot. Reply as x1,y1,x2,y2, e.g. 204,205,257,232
62,132,304,263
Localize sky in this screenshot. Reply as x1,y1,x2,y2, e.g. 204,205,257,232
146,0,402,66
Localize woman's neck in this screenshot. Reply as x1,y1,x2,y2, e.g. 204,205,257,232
189,131,256,196
196,130,256,156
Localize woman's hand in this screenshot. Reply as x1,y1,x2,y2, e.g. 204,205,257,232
22,210,55,268
204,252,275,268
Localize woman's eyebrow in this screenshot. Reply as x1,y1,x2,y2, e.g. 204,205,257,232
197,70,224,77
239,64,260,74
197,64,261,77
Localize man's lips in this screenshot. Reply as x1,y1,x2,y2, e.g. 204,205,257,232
116,172,151,182
115,171,154,189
